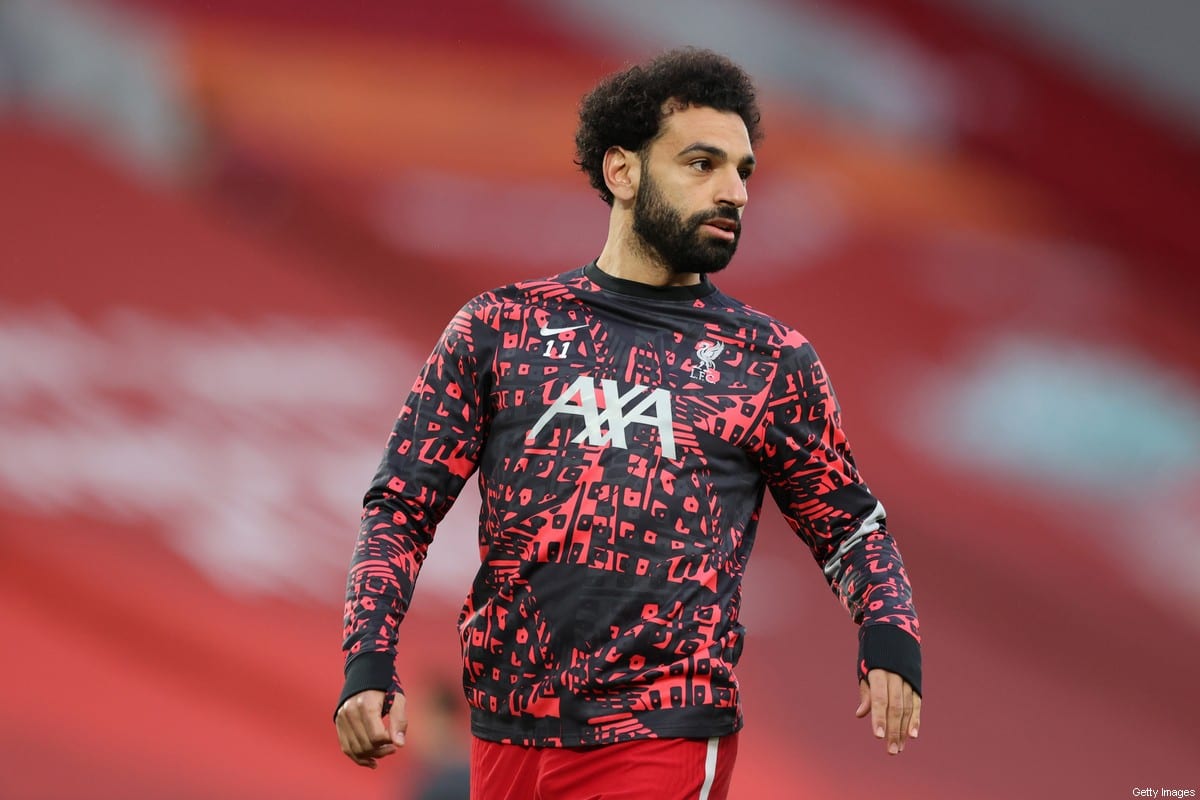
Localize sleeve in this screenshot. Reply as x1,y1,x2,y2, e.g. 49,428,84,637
759,340,922,696
335,303,491,715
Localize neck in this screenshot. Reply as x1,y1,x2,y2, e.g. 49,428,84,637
594,208,701,288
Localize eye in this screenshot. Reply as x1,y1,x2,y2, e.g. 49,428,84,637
738,169,753,182
689,159,713,173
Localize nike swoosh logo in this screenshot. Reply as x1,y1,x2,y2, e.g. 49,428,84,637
539,324,587,336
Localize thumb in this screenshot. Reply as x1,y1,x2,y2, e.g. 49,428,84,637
854,679,870,718
387,693,408,747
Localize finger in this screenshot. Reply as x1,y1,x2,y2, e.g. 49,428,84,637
868,670,888,742
365,736,398,756
910,692,922,739
387,692,409,747
366,744,397,759
855,679,870,718
360,693,393,748
336,720,352,759
885,672,904,755
340,698,374,756
899,681,914,752
352,754,378,769
336,705,367,757
344,692,388,755
336,713,378,768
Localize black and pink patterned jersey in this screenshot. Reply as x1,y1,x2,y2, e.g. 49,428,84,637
339,263,921,747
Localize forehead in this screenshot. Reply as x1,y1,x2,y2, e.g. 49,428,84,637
652,105,753,157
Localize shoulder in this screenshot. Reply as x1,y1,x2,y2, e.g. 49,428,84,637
466,267,588,312
707,287,813,356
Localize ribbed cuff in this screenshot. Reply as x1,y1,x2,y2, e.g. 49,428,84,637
857,625,922,697
334,652,398,721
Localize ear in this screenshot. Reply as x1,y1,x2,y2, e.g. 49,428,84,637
602,146,639,204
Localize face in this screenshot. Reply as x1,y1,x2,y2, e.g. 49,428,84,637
631,105,755,275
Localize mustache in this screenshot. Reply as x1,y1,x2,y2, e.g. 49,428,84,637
693,207,742,232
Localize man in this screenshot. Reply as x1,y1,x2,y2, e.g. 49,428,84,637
336,48,922,799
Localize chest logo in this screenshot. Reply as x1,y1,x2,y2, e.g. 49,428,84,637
539,323,587,336
539,323,587,360
691,340,725,383
527,375,677,459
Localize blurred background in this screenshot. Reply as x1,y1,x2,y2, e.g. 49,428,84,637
1,0,1198,797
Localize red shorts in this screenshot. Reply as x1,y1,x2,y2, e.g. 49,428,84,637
470,733,739,800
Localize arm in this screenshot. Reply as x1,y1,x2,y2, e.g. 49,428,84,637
760,340,921,752
335,305,490,766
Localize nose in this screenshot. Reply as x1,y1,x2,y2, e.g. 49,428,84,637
715,165,748,209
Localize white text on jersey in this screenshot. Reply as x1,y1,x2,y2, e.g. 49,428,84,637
527,376,677,459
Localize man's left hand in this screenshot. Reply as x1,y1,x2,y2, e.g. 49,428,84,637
855,668,920,755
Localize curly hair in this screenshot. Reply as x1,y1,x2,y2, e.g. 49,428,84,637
575,47,763,205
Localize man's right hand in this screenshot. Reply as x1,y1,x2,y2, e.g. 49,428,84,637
335,690,407,769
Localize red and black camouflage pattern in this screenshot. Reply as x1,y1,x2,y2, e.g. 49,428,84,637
342,264,920,746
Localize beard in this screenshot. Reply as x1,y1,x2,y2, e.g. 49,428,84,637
631,170,741,276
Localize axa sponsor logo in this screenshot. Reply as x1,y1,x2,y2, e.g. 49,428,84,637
527,375,677,459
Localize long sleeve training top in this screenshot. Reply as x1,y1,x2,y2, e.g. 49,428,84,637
339,263,921,747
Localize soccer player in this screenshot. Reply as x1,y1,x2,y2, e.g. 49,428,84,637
335,48,922,799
